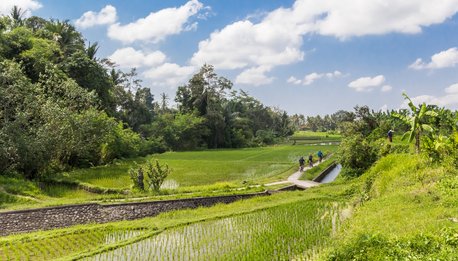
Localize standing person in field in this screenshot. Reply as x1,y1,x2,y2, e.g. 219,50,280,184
387,129,394,143
308,153,313,167
317,150,323,163
299,156,305,172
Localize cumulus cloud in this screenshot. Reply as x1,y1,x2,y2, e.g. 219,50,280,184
191,18,305,70
445,83,458,94
409,47,458,70
287,76,302,85
235,66,274,86
287,70,342,85
143,63,196,87
108,0,203,44
0,0,42,16
303,0,458,39
348,75,386,92
75,5,117,29
303,72,324,85
109,47,166,68
402,83,458,109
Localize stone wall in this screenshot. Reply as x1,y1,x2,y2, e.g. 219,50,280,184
0,192,269,236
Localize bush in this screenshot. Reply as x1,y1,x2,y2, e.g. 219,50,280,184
337,134,378,178
128,159,171,192
145,160,170,192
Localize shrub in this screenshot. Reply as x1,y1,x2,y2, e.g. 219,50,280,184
128,159,171,192
145,160,171,192
129,165,144,191
337,134,378,178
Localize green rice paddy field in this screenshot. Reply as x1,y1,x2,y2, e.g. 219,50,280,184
0,144,338,211
66,144,337,189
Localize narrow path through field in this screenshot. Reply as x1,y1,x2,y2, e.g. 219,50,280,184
265,160,327,189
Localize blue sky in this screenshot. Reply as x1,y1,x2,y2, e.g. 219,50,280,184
3,0,458,115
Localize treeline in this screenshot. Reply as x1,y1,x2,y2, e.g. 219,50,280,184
0,9,293,179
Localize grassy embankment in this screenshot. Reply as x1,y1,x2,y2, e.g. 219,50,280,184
289,131,341,145
1,153,456,260
0,144,338,210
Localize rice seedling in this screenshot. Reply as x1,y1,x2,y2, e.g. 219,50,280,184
0,228,145,260
88,200,344,260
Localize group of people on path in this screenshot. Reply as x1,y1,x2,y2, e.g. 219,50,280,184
299,150,323,172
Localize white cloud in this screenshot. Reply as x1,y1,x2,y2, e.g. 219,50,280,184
143,63,196,87
381,85,393,92
409,47,458,70
445,83,458,94
75,5,117,29
404,94,458,109
109,47,166,68
348,75,385,92
235,66,274,86
191,19,305,70
108,0,203,44
303,0,458,39
287,76,302,85
303,72,324,85
288,70,343,85
326,70,342,78
0,0,42,16
402,83,458,109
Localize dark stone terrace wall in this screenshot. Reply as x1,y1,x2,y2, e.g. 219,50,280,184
0,192,269,236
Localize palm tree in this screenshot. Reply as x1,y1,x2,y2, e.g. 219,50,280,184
45,20,83,55
392,93,438,153
10,6,25,27
86,42,99,60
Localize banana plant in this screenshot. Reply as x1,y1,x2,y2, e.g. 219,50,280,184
392,93,438,153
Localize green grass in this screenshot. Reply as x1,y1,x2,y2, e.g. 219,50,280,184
0,144,338,210
66,145,338,189
0,186,350,260
1,152,456,260
323,154,458,260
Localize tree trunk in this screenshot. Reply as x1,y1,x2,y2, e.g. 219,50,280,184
415,131,420,154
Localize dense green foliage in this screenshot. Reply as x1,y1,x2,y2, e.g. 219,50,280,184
336,97,457,178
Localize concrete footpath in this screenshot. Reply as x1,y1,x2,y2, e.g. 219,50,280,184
265,160,326,189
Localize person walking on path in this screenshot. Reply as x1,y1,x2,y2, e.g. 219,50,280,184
387,130,394,143
299,156,305,172
308,154,313,167
317,150,323,163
